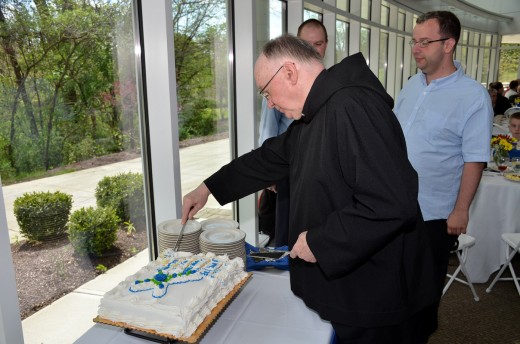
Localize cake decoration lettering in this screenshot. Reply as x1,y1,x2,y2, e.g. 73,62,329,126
129,256,222,298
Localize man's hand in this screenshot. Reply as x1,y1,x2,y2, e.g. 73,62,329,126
446,208,469,235
181,183,211,224
290,231,317,263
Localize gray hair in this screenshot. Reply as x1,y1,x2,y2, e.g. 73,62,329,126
263,34,323,64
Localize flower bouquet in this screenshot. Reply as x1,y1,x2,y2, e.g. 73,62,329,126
491,134,517,173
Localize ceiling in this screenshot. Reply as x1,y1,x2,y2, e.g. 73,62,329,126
388,0,520,36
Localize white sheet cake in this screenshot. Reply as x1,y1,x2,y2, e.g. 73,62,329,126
97,249,248,338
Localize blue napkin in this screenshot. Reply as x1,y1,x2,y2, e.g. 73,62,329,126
245,242,290,271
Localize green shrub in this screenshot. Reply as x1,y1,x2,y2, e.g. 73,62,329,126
95,172,144,223
68,206,120,256
179,98,217,140
13,191,73,241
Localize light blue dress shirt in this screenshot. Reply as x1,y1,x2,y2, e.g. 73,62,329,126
394,61,493,221
258,98,294,145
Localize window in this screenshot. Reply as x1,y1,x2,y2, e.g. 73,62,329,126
397,10,405,31
480,34,492,84
379,31,389,87
360,26,371,65
395,36,405,92
174,0,233,218
380,5,389,27
337,0,349,12
361,0,371,20
1,0,148,323
336,18,349,63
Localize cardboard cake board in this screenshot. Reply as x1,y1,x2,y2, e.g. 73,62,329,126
94,272,252,343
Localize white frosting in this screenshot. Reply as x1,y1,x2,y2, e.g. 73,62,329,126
98,250,247,338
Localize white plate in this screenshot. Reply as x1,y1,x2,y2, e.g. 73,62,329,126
200,228,246,244
200,218,239,231
157,219,201,235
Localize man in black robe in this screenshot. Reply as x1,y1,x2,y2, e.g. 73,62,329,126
182,34,438,343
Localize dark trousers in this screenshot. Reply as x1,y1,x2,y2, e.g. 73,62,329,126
424,219,459,294
331,303,438,344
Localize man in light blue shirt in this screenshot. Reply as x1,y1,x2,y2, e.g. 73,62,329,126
394,11,492,334
258,19,328,246
258,101,293,145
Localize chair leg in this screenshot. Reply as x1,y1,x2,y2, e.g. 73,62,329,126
457,250,480,301
486,246,519,295
443,248,479,301
443,265,462,296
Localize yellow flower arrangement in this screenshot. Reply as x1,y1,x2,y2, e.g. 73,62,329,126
491,134,517,153
491,135,517,168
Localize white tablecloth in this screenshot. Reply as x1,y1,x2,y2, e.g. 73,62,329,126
465,172,520,283
74,270,334,344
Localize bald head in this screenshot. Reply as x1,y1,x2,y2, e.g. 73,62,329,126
254,34,325,120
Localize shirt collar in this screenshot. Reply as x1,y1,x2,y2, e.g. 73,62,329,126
419,60,463,87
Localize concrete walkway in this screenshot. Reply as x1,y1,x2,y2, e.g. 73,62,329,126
3,139,232,243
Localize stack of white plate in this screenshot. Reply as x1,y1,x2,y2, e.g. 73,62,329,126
200,218,239,231
199,228,247,263
157,219,202,254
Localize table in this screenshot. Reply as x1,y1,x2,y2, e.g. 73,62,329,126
465,171,520,283
74,270,334,344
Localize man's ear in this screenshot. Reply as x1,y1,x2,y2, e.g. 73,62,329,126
445,38,456,54
284,62,298,86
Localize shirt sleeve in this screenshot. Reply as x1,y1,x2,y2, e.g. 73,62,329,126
462,85,493,162
258,98,280,146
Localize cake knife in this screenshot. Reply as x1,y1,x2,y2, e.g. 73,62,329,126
173,221,188,253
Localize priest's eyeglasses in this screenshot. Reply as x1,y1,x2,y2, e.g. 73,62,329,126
259,65,284,100
408,38,449,48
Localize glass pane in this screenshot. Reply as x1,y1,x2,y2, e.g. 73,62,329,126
380,5,389,26
480,35,492,84
461,46,468,70
304,9,321,21
336,19,349,63
337,0,349,12
378,32,389,88
361,0,371,20
398,11,405,31
360,26,370,65
257,0,285,52
461,30,469,45
256,0,286,132
1,0,148,322
395,36,405,93
174,0,232,220
498,45,520,83
473,33,480,46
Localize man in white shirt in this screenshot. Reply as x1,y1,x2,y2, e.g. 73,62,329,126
394,10,493,334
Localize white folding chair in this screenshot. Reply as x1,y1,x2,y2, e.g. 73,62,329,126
486,233,520,296
443,234,479,301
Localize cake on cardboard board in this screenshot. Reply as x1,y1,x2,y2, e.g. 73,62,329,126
96,249,249,339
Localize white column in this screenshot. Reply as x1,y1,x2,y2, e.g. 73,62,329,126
140,1,182,226
0,180,24,344
234,0,259,245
